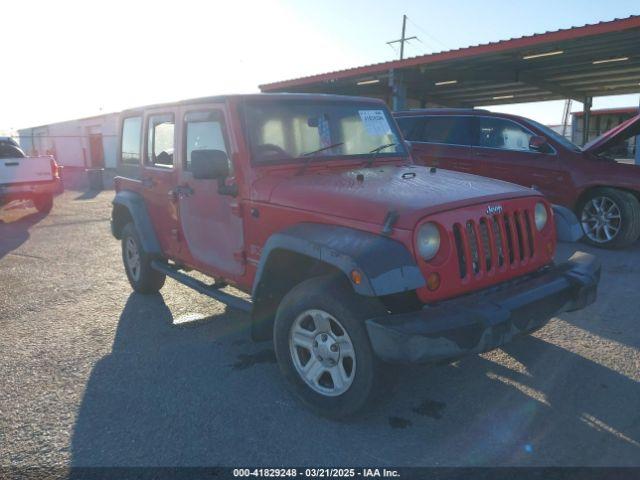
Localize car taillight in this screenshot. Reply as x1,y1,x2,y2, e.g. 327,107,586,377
50,157,60,179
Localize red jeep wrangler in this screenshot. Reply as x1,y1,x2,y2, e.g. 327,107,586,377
111,94,600,418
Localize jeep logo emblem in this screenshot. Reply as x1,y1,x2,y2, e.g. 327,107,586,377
486,205,503,215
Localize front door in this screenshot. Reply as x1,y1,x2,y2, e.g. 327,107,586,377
89,133,105,168
178,108,245,277
141,111,181,258
471,116,572,204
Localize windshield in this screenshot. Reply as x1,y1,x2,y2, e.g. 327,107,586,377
527,119,582,153
243,99,407,163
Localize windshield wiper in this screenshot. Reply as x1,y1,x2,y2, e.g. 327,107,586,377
302,142,344,157
297,142,345,175
365,143,397,167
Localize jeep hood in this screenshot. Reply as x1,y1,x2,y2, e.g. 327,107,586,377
583,112,640,156
266,165,539,229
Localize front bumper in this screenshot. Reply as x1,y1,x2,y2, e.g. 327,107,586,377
366,252,600,363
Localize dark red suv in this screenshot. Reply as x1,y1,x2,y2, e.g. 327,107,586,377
394,109,640,249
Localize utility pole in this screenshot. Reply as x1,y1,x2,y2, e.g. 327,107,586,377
387,15,417,60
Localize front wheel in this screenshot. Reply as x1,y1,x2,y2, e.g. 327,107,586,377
121,222,166,293
578,188,640,249
273,275,386,419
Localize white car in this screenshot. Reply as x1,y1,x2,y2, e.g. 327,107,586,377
0,137,62,213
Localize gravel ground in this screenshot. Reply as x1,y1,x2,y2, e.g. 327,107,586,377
1,190,639,467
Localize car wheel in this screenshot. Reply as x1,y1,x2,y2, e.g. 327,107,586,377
121,222,166,293
32,193,53,214
578,188,640,249
273,275,387,419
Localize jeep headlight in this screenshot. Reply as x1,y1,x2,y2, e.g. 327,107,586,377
535,202,548,231
417,222,441,261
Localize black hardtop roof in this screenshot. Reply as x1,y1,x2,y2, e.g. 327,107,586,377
120,93,387,116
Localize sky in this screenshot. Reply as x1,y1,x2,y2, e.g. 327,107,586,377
1,0,639,132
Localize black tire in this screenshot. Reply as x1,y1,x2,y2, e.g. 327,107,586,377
273,275,387,419
121,222,166,293
32,193,53,214
577,187,640,249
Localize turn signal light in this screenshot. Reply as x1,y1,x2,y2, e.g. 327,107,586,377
426,272,441,291
350,269,362,285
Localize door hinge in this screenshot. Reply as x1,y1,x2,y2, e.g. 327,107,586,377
231,202,243,217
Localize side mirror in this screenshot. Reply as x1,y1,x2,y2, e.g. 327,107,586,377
529,135,549,152
191,149,229,180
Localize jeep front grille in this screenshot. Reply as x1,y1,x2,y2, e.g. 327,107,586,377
453,210,535,279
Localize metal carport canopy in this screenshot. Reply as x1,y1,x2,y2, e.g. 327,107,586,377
259,16,640,109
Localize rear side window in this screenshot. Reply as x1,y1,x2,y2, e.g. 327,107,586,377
477,117,533,151
419,116,472,145
396,117,424,140
146,114,175,168
120,117,142,165
0,142,25,158
184,111,230,172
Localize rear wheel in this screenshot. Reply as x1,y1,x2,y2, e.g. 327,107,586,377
32,193,53,213
273,275,386,419
121,222,165,293
578,188,640,249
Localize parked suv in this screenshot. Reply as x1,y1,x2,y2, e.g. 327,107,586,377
111,94,599,418
394,109,640,249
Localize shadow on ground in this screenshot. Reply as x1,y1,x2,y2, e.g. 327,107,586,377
70,293,640,466
74,190,102,201
0,204,47,260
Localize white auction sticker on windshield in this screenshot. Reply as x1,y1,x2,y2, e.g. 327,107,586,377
359,110,392,136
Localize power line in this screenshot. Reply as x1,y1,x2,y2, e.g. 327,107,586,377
405,16,449,51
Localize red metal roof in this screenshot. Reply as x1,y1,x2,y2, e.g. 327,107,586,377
260,15,640,94
572,106,640,117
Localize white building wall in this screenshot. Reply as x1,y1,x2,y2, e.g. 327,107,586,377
18,113,119,169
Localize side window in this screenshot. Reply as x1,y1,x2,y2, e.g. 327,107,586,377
419,116,472,145
184,111,230,172
395,117,424,141
477,117,533,151
120,116,142,165
146,114,175,168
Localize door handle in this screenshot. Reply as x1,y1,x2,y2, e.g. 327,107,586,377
474,152,492,158
175,184,194,198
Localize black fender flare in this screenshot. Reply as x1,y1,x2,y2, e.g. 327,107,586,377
552,204,583,242
111,190,162,256
252,223,425,298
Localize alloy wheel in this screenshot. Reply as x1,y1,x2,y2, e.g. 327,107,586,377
581,196,622,243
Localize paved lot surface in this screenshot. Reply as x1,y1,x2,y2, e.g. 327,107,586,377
1,190,639,467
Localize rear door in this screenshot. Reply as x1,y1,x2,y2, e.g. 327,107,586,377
471,116,572,204
140,110,181,258
398,115,474,172
176,105,245,277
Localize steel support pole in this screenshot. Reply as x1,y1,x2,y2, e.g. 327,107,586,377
389,69,406,111
636,96,640,165
582,97,592,146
